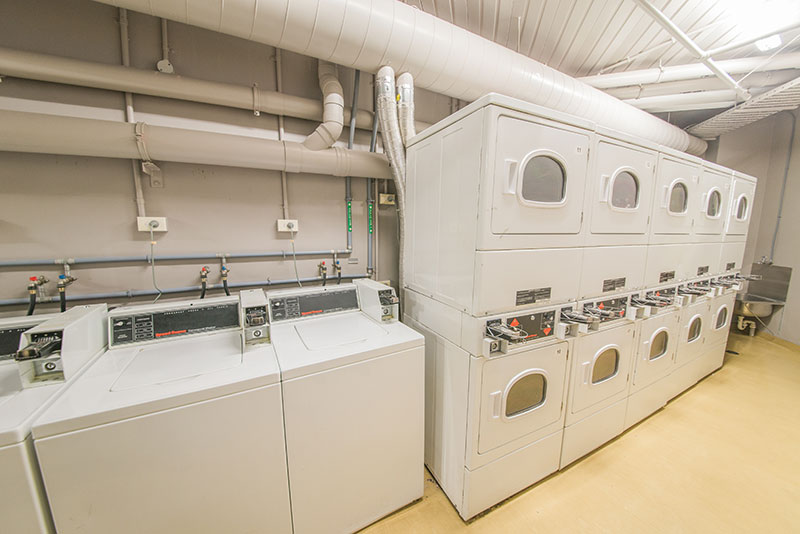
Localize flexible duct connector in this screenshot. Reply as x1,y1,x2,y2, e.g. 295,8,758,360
0,110,390,179
397,72,416,146
304,60,345,150
90,0,707,155
375,66,407,301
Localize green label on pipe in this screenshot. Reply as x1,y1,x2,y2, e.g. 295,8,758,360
347,201,352,233
368,202,374,234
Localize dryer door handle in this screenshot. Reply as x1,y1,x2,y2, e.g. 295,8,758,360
505,159,519,195
582,361,592,385
641,339,650,360
600,174,611,202
490,391,503,418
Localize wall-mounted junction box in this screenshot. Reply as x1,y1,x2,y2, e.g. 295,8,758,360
137,217,168,232
277,219,299,232
379,193,396,206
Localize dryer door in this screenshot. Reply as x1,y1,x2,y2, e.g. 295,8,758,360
589,140,655,235
478,341,568,454
631,311,680,390
676,301,709,366
651,156,699,236
707,294,735,347
726,178,756,237
569,324,635,418
491,115,589,236
695,169,730,236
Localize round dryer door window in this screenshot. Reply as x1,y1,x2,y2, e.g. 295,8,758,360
505,373,547,417
520,156,566,203
611,171,639,209
688,317,702,342
716,307,728,329
707,190,722,217
736,196,748,220
669,182,689,214
592,348,620,384
649,330,669,360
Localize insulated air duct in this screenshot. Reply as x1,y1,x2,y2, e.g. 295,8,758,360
0,110,390,179
89,0,707,155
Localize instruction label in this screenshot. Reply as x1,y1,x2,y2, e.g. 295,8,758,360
697,266,709,276
515,287,551,306
726,262,736,271
659,271,676,283
602,277,626,292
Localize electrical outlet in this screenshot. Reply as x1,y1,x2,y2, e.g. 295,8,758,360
137,217,168,232
277,219,299,232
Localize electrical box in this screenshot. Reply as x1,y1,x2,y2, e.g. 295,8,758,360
137,217,168,232
277,219,299,232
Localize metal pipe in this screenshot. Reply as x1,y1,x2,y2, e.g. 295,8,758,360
770,110,797,261
0,274,369,307
0,110,391,180
706,21,800,57
275,49,290,220
118,9,146,218
345,70,361,251
632,0,750,101
367,75,379,277
582,52,800,90
0,47,425,133
0,249,353,269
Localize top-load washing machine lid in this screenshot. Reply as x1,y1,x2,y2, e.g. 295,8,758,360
32,298,281,440
267,285,423,380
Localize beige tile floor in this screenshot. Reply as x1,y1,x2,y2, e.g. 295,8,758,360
363,334,800,533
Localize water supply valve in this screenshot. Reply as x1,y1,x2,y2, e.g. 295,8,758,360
319,261,328,286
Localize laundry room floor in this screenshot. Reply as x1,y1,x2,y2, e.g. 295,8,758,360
362,333,800,533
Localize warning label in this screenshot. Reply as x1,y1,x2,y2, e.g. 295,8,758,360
726,262,736,271
697,265,709,276
515,287,552,306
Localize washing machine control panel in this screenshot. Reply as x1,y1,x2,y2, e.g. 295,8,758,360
0,326,31,362
269,287,359,322
109,302,240,347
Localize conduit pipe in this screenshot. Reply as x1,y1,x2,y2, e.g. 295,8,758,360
624,90,738,113
304,60,344,150
0,110,390,179
582,52,800,90
88,0,707,155
397,72,416,146
0,274,369,307
0,248,353,268
0,47,380,132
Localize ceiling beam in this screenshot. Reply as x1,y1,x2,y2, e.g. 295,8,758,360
632,0,751,101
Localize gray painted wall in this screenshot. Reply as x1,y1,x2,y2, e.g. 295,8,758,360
0,0,451,316
717,110,800,345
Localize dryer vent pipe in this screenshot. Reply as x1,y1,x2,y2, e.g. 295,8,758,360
88,0,707,155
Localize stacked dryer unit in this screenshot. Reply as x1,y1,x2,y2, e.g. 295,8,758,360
403,94,756,520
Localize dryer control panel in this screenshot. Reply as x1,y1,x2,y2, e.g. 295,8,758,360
581,296,630,323
484,304,577,354
0,326,31,362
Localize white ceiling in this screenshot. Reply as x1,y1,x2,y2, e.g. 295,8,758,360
403,0,800,131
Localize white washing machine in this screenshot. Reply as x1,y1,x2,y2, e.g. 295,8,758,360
32,292,292,534
405,94,593,315
0,306,106,534
561,294,637,468
624,286,682,429
268,282,424,534
404,289,572,520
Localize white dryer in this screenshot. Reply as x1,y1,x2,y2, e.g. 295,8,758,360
405,293,572,520
31,292,292,534
695,287,736,381
0,306,106,534
267,282,424,534
561,295,637,468
624,286,682,429
666,283,715,399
